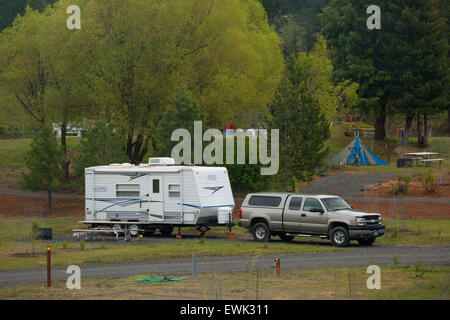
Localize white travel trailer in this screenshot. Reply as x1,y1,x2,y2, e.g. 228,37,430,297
84,158,235,236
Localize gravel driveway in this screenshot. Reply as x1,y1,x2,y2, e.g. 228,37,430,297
298,173,395,197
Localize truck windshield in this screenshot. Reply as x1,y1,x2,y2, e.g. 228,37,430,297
321,197,352,212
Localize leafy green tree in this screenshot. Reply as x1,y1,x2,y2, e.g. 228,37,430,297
41,1,93,179
73,122,128,183
265,0,330,53
156,89,203,159
267,55,330,192
293,35,356,121
0,3,92,179
20,127,62,213
0,0,56,31
0,7,49,127
76,0,283,164
222,136,268,192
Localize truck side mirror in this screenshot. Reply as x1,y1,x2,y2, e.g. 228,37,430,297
309,208,324,214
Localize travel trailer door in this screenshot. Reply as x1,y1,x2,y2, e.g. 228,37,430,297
148,176,164,222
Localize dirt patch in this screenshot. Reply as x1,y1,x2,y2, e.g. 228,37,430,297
0,194,83,217
363,173,450,199
348,200,449,219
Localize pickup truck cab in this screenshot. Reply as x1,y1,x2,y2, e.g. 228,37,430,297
238,192,385,247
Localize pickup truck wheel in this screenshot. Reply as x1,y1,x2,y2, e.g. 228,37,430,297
252,222,270,242
330,226,350,247
357,238,376,246
279,233,295,242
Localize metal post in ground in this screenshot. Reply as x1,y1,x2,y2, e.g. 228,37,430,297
192,253,197,279
47,246,51,287
176,226,182,239
226,211,235,239
273,257,280,277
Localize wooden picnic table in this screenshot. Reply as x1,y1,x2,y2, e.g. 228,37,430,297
403,152,442,168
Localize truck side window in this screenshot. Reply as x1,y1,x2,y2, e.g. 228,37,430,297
248,196,282,207
303,198,323,211
288,197,303,211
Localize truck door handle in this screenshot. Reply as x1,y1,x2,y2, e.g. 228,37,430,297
301,214,306,217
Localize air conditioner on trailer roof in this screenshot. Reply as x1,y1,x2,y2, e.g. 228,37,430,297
148,157,176,166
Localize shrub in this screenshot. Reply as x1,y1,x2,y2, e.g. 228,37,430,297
80,240,85,251
31,220,40,240
73,122,128,185
418,169,436,193
391,174,411,195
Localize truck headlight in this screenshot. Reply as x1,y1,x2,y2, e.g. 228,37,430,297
355,217,365,226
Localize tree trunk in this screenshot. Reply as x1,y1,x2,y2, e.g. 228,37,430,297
60,122,70,180
403,116,413,147
447,109,450,134
423,113,428,146
47,190,52,214
374,105,386,140
126,132,151,165
283,108,288,192
417,111,424,147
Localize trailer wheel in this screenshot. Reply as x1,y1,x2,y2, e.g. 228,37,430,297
129,224,139,237
159,226,173,237
252,222,270,242
112,224,123,235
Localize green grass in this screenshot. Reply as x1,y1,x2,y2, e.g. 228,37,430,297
0,137,81,187
379,219,450,245
0,216,448,270
0,237,340,270
1,265,448,300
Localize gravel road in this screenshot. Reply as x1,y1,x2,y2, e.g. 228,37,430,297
298,173,395,197
1,245,448,288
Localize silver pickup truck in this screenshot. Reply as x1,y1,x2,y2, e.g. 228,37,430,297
238,192,385,247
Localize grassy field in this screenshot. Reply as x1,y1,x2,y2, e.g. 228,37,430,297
0,137,81,187
0,216,448,270
0,131,448,188
1,265,448,300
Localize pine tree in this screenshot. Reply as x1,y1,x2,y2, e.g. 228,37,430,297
20,127,62,213
322,0,448,141
267,55,330,191
386,0,448,146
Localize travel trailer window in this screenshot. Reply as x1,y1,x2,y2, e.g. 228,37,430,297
116,184,140,197
168,184,180,198
152,179,160,193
